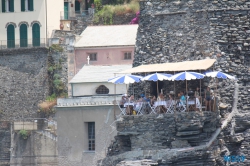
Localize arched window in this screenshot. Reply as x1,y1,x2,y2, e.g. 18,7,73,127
32,23,40,46
7,24,15,48
20,24,28,47
96,85,109,94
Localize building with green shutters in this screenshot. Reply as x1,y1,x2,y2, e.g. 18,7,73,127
0,0,63,48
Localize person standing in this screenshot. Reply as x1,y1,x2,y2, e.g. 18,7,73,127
205,87,212,111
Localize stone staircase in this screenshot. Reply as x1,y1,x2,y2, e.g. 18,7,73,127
71,13,94,35
36,130,57,142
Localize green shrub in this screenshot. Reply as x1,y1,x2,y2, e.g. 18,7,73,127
46,93,57,101
50,44,63,52
53,74,61,79
19,129,28,139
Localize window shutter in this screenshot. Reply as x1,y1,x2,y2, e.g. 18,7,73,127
9,0,14,12
21,0,25,11
2,0,5,12
29,0,33,11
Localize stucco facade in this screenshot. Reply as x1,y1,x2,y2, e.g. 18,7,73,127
0,0,63,47
75,46,134,73
72,82,127,96
56,101,120,166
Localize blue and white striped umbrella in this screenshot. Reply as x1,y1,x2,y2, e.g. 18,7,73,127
205,71,235,80
141,73,173,82
108,75,142,84
169,71,205,81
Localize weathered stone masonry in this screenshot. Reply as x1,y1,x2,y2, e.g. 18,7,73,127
133,0,250,112
100,0,250,165
0,48,49,120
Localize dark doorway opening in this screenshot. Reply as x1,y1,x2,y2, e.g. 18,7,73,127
150,81,164,97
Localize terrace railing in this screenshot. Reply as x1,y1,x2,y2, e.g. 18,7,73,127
0,38,47,50
0,38,67,50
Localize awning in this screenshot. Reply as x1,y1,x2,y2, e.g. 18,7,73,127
117,59,216,74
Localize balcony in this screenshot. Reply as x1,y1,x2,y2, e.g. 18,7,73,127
60,8,95,20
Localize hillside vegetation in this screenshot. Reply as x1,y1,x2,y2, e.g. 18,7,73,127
94,0,139,25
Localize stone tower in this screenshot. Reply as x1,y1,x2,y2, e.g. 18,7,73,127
134,0,250,110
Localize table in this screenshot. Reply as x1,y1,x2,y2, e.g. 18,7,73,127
187,98,201,111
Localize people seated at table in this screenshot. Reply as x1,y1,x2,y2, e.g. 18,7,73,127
157,93,165,101
126,95,135,115
205,87,212,111
150,96,156,106
143,94,150,102
119,94,127,108
180,91,186,105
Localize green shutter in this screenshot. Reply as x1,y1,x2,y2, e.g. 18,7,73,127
9,0,14,12
7,25,15,48
20,24,27,47
32,23,40,46
29,0,33,11
21,0,25,11
2,0,5,12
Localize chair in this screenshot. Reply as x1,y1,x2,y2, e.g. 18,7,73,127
187,97,196,111
176,100,186,112
148,102,157,114
166,100,174,114
116,100,126,117
135,102,143,115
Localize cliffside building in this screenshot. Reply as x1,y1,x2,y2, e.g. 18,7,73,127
0,0,63,48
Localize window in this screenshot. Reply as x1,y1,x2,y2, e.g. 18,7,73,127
2,0,14,13
89,53,97,61
124,52,132,60
96,85,109,94
32,23,40,46
20,24,28,47
7,24,15,48
21,0,34,11
88,122,95,151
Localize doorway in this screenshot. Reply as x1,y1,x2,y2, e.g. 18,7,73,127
64,2,69,20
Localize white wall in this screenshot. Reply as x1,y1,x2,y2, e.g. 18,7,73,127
47,0,63,37
0,0,62,43
72,82,127,96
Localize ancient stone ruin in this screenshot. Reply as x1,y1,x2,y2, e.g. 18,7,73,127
99,0,250,165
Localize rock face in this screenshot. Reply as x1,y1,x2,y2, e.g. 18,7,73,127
132,0,250,112
0,48,49,120
100,112,220,165
99,0,250,165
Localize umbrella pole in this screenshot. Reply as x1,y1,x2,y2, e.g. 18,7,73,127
126,84,128,94
186,79,188,111
114,73,116,120
174,72,176,113
200,70,202,111
157,80,159,96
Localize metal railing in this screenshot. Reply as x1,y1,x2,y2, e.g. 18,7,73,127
0,38,47,50
0,38,70,50
60,8,95,20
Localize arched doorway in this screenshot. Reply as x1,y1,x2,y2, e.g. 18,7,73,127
20,24,28,47
32,23,40,46
7,24,15,48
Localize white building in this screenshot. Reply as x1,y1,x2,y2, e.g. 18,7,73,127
69,64,132,97
0,0,63,48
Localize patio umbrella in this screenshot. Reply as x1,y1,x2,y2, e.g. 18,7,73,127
169,71,205,111
169,71,205,97
204,71,236,80
108,75,142,93
205,71,236,110
141,73,172,96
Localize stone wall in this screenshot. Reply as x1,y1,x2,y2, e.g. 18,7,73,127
133,0,250,111
0,121,11,166
0,48,49,120
106,112,219,156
